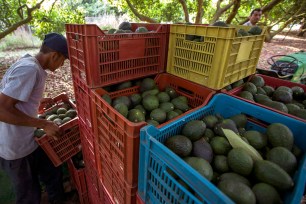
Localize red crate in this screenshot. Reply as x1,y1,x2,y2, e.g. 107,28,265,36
67,159,87,197
224,74,306,123
73,75,93,130
65,23,169,88
136,193,144,204
97,158,137,204
35,94,81,167
86,177,100,204
79,119,95,152
91,73,216,186
98,179,113,204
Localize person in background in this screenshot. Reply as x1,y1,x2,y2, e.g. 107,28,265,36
244,8,263,26
0,33,69,204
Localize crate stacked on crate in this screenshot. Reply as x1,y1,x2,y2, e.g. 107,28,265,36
65,22,171,204
166,24,267,90
35,93,81,167
91,73,215,204
223,74,306,123
67,155,88,204
138,94,306,204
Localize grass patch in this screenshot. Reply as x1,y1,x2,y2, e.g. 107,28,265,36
0,27,41,51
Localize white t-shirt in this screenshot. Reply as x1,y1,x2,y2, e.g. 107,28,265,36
0,54,47,160
243,21,254,26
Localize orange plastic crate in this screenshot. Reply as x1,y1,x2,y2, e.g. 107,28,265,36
67,159,87,199
35,94,81,167
91,73,216,186
65,23,169,88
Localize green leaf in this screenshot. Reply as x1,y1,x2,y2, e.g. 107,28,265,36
222,128,263,161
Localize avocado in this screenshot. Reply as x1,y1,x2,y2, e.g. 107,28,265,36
34,128,46,138
150,108,167,123
157,92,170,103
140,78,156,93
167,111,180,121
202,115,219,129
146,119,159,127
141,88,159,98
229,114,247,129
165,87,178,99
214,119,239,136
213,155,229,173
62,117,72,124
134,105,146,116
248,26,262,35
183,157,213,181
237,29,249,36
159,102,175,113
266,123,294,150
239,91,254,101
254,94,271,104
272,90,293,104
243,130,267,150
262,85,275,96
256,87,267,95
286,103,301,114
252,183,282,204
116,81,132,90
171,98,190,112
266,147,297,174
211,21,228,27
218,180,256,204
210,136,232,155
165,135,192,157
176,96,188,104
142,95,159,111
231,79,244,88
250,75,265,87
47,114,59,121
53,118,62,125
192,137,213,163
291,109,306,119
127,109,145,123
262,100,288,113
203,128,215,140
101,94,112,105
57,107,67,115
227,148,253,176
291,86,304,100
276,86,293,95
114,103,128,118
218,172,251,187
112,96,131,109
243,82,257,95
129,93,142,106
182,120,206,141
253,160,294,190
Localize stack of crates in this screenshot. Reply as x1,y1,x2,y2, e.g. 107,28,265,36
65,23,171,204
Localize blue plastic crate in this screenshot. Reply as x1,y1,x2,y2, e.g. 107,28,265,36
138,93,306,204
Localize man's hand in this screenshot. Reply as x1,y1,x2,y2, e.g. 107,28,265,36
42,121,62,140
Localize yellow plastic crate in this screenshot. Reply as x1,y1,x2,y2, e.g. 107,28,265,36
166,24,266,90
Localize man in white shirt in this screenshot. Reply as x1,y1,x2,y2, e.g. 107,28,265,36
244,8,262,26
0,33,68,204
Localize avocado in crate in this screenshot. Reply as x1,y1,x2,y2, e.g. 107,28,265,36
138,94,306,204
34,93,81,167
102,77,193,126
228,74,306,122
163,113,301,204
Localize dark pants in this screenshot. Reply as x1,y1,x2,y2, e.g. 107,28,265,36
0,147,64,204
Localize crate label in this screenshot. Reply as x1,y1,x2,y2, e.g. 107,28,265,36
119,39,145,60
236,41,253,62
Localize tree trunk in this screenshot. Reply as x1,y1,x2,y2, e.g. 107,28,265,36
0,0,45,40
178,0,190,23
125,0,158,23
226,0,241,24
195,0,203,24
297,19,306,37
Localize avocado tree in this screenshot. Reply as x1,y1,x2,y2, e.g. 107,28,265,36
111,0,306,39
0,0,45,40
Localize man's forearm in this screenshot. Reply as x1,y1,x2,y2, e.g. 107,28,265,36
0,106,48,129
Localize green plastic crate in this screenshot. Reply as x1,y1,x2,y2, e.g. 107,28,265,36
166,24,266,90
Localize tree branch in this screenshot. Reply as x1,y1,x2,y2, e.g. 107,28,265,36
0,0,45,40
210,0,235,24
125,0,157,23
195,0,204,23
178,0,190,22
226,0,241,24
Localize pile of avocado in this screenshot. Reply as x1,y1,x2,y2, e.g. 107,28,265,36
107,21,149,34
101,77,191,125
164,113,302,204
34,102,77,138
239,75,306,120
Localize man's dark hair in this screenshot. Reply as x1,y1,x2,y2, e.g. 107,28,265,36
250,8,262,16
